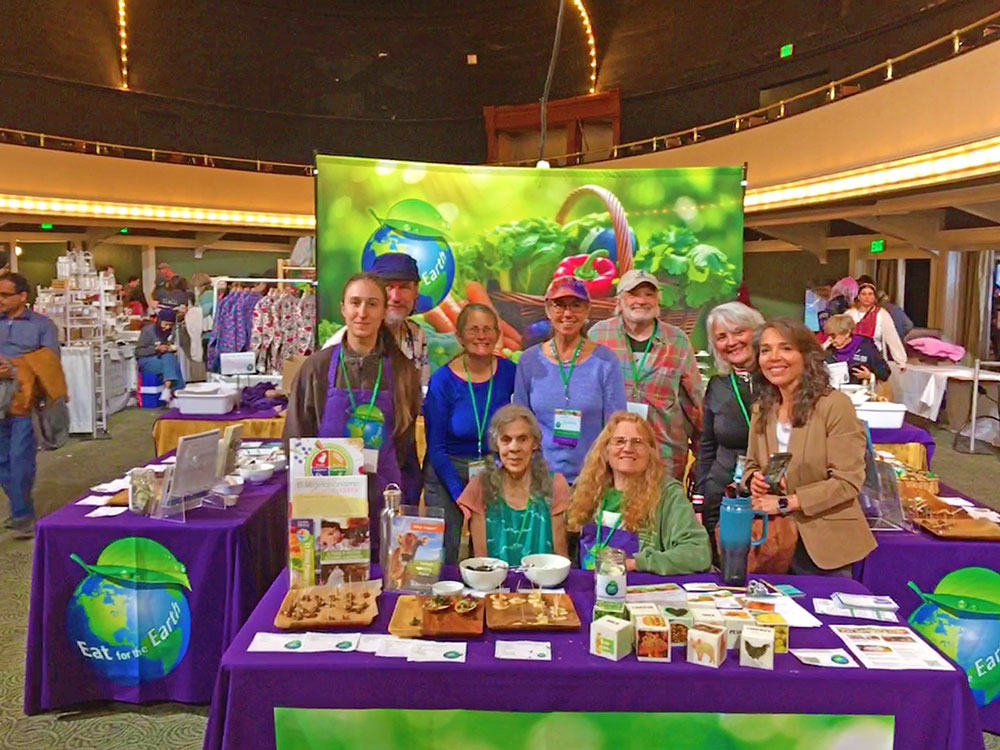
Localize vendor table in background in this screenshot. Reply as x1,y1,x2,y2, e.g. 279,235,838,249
856,480,999,733
24,464,287,713
892,362,1000,428
152,407,286,456
204,569,982,750
870,421,936,469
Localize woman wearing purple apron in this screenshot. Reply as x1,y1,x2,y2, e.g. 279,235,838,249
283,272,422,560
569,411,711,575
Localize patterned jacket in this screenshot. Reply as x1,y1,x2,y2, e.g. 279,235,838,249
588,316,704,479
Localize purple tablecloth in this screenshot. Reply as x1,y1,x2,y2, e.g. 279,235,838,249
160,406,284,422
857,481,999,733
204,568,983,750
870,421,936,466
24,462,288,713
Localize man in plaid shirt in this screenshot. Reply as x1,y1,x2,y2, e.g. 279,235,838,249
588,269,704,480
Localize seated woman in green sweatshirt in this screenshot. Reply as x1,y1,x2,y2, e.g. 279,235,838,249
569,411,711,575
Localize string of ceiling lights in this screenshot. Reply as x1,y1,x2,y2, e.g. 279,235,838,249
117,0,129,89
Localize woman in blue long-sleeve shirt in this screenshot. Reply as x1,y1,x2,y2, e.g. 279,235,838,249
423,304,516,563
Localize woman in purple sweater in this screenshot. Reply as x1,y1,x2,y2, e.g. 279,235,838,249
513,277,626,484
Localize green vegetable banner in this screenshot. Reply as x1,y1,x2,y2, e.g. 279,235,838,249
316,155,744,370
274,708,894,750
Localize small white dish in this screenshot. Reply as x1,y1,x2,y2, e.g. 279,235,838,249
431,580,464,597
237,461,274,484
459,557,509,591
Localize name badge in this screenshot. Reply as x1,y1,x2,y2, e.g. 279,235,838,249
626,401,649,420
362,448,379,474
553,408,582,447
599,510,622,529
467,459,487,481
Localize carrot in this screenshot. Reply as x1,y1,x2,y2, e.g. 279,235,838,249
498,320,523,348
423,307,455,333
465,281,493,307
440,294,463,326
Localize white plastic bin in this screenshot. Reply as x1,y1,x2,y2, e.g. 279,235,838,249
856,401,907,429
173,386,239,415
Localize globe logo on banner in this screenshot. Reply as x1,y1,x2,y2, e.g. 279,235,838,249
66,538,192,686
909,566,1000,707
362,199,455,313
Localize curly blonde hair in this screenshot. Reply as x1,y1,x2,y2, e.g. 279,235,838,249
568,411,664,533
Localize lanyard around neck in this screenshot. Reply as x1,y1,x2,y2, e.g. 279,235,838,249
626,321,657,393
339,346,382,422
595,492,623,547
508,497,537,549
729,373,751,428
463,355,495,455
552,337,584,401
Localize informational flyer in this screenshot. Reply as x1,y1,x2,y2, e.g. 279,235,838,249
288,438,370,587
813,599,899,623
830,625,953,671
385,511,445,593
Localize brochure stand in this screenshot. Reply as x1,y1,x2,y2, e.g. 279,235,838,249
384,505,446,594
859,429,912,532
151,428,222,523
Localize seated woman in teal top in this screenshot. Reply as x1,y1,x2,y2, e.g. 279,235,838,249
457,404,570,564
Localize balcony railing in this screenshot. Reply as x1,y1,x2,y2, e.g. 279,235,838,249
1,8,999,173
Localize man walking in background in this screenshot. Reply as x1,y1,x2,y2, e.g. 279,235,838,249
0,273,63,538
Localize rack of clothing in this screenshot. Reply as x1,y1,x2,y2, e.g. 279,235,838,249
208,277,318,374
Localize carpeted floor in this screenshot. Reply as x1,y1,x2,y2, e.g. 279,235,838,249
0,408,996,748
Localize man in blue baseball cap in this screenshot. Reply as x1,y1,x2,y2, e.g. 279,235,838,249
325,253,429,386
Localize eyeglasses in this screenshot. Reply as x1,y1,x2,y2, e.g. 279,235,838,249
463,326,497,337
0,291,21,299
550,299,587,311
610,437,649,450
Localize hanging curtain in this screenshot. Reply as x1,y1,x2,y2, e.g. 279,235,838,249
875,259,899,303
959,250,994,359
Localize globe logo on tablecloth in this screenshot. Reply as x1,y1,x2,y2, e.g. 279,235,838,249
66,537,192,686
909,566,1000,707
362,199,455,313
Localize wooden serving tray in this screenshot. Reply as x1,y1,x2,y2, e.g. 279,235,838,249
485,592,581,631
388,595,485,638
274,583,380,629
914,517,1000,540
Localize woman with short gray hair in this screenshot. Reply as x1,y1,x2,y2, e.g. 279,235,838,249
457,404,569,563
694,301,764,562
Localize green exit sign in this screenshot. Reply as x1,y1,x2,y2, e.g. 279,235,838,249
780,43,794,58
870,239,885,254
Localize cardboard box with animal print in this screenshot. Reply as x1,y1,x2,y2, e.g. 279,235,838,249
660,606,694,646
634,614,671,662
753,612,789,653
590,616,633,662
687,623,726,668
693,609,725,629
739,624,775,670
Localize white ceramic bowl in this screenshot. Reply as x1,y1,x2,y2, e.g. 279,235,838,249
521,553,571,587
431,580,464,597
238,461,275,484
268,453,288,472
459,557,509,591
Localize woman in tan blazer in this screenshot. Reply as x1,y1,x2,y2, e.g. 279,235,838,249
744,318,876,575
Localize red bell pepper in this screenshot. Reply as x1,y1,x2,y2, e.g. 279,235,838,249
552,249,618,298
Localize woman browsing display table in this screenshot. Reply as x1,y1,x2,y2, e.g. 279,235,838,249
744,318,877,576
423,304,517,563
512,277,626,484
694,301,764,561
283,272,422,556
568,412,711,575
846,281,907,367
457,405,569,563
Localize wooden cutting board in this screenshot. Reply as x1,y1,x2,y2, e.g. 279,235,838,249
914,517,1000,540
485,592,581,631
274,583,380,629
388,595,485,638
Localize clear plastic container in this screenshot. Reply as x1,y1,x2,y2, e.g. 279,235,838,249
595,547,627,601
